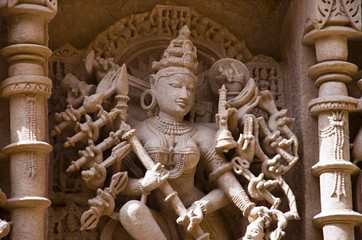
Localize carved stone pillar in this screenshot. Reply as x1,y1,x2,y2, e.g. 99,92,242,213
0,1,56,239
303,0,362,239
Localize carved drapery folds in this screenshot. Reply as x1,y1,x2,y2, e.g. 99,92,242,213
303,0,362,239
48,5,299,240
0,1,57,239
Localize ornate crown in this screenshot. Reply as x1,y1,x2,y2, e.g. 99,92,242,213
151,25,198,81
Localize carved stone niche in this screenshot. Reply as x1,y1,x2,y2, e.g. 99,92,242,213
48,4,292,240
49,5,285,122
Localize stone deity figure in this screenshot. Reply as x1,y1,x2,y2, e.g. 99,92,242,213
81,26,268,240
54,24,299,240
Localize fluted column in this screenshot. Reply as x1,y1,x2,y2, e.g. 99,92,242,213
303,1,362,239
0,1,56,240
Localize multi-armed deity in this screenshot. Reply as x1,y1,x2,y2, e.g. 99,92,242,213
52,25,299,240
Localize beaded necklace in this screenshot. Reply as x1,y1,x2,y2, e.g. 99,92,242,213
148,115,194,136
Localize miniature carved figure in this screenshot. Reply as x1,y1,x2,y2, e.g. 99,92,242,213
241,216,266,240
163,10,171,34
170,10,179,35
61,73,96,108
53,25,299,240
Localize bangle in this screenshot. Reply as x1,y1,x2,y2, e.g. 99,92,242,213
231,191,256,216
138,178,150,195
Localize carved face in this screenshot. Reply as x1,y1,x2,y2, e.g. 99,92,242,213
152,73,196,121
243,224,264,240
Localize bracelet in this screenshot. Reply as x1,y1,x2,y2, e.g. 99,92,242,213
138,178,150,195
231,191,256,216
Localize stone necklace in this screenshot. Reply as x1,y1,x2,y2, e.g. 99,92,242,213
147,116,196,179
148,115,194,136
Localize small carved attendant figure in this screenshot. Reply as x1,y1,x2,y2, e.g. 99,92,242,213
242,218,265,240
61,74,96,108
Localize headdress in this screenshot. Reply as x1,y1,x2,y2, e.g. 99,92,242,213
151,25,198,82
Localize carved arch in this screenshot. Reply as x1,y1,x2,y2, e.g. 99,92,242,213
50,4,285,123
86,5,253,64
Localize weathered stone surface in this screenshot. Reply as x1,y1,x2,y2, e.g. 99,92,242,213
0,1,361,240
49,0,289,60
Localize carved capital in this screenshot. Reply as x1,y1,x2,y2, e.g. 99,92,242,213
0,0,57,18
304,0,361,43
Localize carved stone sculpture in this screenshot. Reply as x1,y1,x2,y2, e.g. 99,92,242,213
52,24,299,240
0,1,56,240
303,1,362,239
0,189,10,239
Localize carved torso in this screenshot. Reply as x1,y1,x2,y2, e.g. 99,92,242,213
136,117,208,203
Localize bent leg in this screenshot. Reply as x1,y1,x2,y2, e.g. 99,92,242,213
119,200,167,240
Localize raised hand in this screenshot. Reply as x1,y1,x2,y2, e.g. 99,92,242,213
55,104,80,122
78,143,104,167
82,163,107,189
91,189,115,215
176,202,204,232
139,163,169,194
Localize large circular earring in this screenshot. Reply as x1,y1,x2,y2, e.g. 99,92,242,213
140,89,157,117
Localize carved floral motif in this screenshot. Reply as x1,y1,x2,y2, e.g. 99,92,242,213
319,111,350,200
314,0,361,30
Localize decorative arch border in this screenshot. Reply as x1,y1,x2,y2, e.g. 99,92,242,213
50,4,285,110
85,4,253,64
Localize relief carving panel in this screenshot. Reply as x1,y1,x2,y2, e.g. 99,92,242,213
48,5,298,240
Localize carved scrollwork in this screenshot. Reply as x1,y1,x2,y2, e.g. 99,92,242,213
314,0,361,31
86,4,253,63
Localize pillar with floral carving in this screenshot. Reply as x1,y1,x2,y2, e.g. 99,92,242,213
303,0,362,239
0,1,56,239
